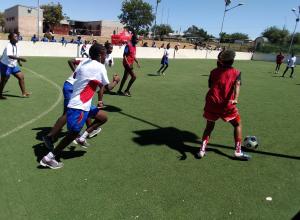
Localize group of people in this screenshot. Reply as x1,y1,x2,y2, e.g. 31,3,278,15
275,51,297,78
1,30,260,168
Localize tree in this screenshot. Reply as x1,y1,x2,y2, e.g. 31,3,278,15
262,26,289,44
184,25,213,40
0,12,5,32
40,3,64,31
152,24,173,39
118,0,155,34
229,32,249,40
288,32,300,44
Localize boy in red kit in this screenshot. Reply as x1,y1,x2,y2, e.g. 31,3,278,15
117,34,140,97
275,51,284,74
197,50,250,160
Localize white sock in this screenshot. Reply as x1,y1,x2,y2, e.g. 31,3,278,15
46,152,55,160
79,131,89,141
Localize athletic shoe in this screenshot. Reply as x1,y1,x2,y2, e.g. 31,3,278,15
73,138,90,148
88,127,102,138
234,151,251,160
117,91,124,96
42,136,54,150
197,150,206,158
124,91,131,97
40,157,63,169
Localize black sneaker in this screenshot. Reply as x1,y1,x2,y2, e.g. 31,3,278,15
42,136,54,150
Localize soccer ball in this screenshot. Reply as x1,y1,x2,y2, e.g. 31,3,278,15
243,136,258,149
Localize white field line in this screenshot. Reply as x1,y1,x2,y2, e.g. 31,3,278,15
0,67,62,139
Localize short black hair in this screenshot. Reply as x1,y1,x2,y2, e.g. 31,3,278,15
104,41,113,49
89,43,106,60
8,32,15,40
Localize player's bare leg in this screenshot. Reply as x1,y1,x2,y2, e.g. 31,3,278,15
14,72,30,97
198,120,215,158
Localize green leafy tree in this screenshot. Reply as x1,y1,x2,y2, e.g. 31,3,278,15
0,12,5,32
289,32,300,44
119,0,155,34
229,32,249,40
40,3,64,30
262,26,289,44
184,25,213,40
152,24,173,39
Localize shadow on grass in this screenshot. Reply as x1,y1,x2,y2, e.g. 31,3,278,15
292,211,300,220
32,127,67,142
147,73,160,76
2,94,24,98
33,143,86,168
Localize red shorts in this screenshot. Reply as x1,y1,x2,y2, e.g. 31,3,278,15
203,109,240,122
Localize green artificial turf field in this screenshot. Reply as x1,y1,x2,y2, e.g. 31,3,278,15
0,57,299,219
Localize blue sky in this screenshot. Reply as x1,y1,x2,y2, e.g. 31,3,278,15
1,0,300,39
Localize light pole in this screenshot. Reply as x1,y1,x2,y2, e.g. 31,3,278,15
288,6,300,55
37,0,40,40
219,2,244,45
153,0,161,38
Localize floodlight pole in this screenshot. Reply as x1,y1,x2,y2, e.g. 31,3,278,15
37,0,40,40
218,3,244,45
153,1,159,38
288,6,300,55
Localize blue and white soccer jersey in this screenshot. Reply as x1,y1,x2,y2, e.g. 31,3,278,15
161,48,170,65
0,42,21,77
66,59,109,133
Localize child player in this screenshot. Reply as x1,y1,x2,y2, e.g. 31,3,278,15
197,49,251,160
40,43,120,169
0,33,30,99
275,51,284,74
157,43,170,75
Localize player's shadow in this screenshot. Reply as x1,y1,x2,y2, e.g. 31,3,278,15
1,94,24,98
32,127,67,142
133,127,202,160
147,73,160,76
32,143,86,169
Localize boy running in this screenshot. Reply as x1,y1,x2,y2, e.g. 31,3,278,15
117,34,140,97
40,43,120,169
282,53,297,78
275,51,284,74
0,33,30,99
197,50,250,160
157,43,170,75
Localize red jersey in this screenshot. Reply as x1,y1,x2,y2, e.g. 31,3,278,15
204,67,241,114
276,54,284,64
123,42,136,65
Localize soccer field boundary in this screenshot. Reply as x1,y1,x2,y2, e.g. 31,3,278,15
0,67,63,139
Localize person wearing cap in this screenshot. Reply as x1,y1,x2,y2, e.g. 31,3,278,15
197,49,251,160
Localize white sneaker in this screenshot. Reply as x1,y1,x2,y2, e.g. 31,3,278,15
88,127,102,138
234,151,251,160
40,157,63,169
73,138,90,148
197,150,206,158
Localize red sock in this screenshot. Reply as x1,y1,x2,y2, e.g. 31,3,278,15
201,136,209,152
235,138,242,153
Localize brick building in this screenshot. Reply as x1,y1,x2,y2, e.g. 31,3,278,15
4,5,43,36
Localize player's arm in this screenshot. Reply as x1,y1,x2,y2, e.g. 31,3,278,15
104,74,120,91
134,57,140,68
231,73,241,104
97,87,105,108
68,58,79,72
123,45,130,66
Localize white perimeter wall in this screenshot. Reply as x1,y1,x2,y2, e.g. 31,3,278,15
1,40,285,62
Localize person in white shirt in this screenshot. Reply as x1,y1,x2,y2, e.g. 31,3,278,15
40,43,120,169
0,33,30,99
157,43,170,75
282,53,297,78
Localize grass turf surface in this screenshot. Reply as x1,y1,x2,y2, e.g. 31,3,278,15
0,58,299,219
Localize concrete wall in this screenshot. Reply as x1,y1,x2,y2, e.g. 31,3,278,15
252,52,300,64
0,40,254,60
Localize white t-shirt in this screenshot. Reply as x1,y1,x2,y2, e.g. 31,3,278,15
68,59,109,111
163,48,170,58
105,54,114,67
0,42,19,67
288,56,297,67
65,58,88,85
